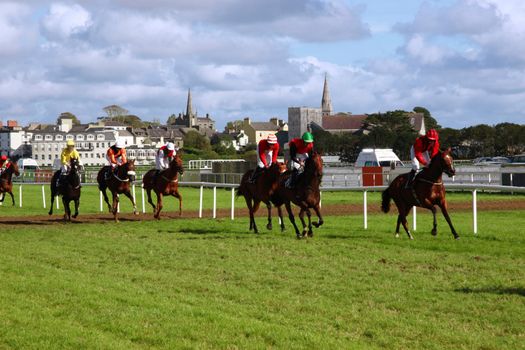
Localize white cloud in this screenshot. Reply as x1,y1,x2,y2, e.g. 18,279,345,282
41,3,92,40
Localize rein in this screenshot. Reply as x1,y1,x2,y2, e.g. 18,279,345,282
161,175,178,183
416,177,443,186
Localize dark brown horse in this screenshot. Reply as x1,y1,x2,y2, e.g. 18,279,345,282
0,161,20,206
142,154,184,219
49,158,81,221
381,148,459,240
237,162,286,234
97,160,138,222
271,152,324,239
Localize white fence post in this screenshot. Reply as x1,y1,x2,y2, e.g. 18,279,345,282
363,190,368,230
230,187,235,220
412,206,417,231
199,185,203,218
19,185,22,208
56,196,59,209
319,191,322,208
473,190,478,234
141,186,146,213
213,186,217,219
99,191,103,212
117,194,120,213
42,185,46,209
132,184,136,204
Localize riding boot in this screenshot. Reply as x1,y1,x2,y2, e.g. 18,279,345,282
405,170,416,189
249,167,263,184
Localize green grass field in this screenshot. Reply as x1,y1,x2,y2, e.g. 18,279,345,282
0,184,523,217
0,207,524,349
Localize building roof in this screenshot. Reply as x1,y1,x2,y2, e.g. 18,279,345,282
250,122,280,131
322,114,368,131
104,120,128,127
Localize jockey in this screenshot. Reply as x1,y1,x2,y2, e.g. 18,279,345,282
57,140,81,187
156,142,177,172
0,155,11,175
287,132,314,188
106,140,127,177
406,129,440,188
250,134,279,183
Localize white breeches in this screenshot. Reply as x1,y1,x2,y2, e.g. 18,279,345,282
256,146,273,168
291,153,309,173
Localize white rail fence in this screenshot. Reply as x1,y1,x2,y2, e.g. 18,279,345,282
6,181,525,235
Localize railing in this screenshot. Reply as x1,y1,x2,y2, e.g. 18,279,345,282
6,181,525,235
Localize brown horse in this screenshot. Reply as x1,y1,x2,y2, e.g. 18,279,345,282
381,148,459,240
142,154,184,219
237,162,286,234
49,158,81,221
271,152,324,239
0,161,20,206
97,160,138,222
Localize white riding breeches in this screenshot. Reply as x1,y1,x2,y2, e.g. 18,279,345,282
60,164,70,175
410,146,430,171
291,153,309,173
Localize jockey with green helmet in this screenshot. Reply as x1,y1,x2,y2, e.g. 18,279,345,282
287,132,314,188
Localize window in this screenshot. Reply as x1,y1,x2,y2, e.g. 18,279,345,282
55,144,59,151
41,145,45,151
66,134,74,140
55,154,58,159
35,135,43,141
56,135,64,141
97,134,105,140
96,142,99,148
48,154,52,160
45,135,52,141
77,134,84,141
87,134,95,140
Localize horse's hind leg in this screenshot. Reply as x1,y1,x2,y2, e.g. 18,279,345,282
306,208,314,237
9,191,14,206
252,200,261,234
154,192,163,219
0,192,4,202
243,196,254,232
62,198,71,222
49,190,55,215
430,206,438,236
285,201,301,238
100,187,111,212
395,215,401,238
439,201,459,240
266,202,273,230
400,207,414,240
112,192,119,222
298,208,308,237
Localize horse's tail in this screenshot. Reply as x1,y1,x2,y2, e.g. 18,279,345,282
381,188,391,213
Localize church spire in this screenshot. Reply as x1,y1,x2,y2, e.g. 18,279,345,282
186,88,195,126
321,73,333,117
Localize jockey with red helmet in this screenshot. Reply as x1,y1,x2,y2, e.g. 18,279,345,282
0,155,11,175
250,134,279,183
407,129,440,187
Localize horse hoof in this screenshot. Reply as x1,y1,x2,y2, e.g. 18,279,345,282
281,227,285,233
431,229,437,236
454,236,460,240
308,231,313,238
409,236,414,240
266,224,272,230
395,233,400,238
72,215,78,219
312,222,319,228
296,234,302,240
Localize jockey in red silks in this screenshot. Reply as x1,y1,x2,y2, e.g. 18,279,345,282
286,132,314,188
0,155,11,175
406,129,440,188
156,142,177,171
250,134,279,183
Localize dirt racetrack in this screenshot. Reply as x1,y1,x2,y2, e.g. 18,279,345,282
1,199,524,226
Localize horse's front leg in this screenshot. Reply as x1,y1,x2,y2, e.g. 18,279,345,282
399,205,414,240
285,201,301,238
306,208,314,237
252,200,261,234
266,202,273,230
311,203,324,228
439,201,459,239
9,191,15,206
298,207,308,237
49,190,55,216
62,198,71,222
154,192,163,219
72,198,79,219
277,205,285,232
112,192,119,222
123,190,138,215
173,189,182,216
430,206,438,236
146,188,156,211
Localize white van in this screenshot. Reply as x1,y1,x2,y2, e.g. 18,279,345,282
354,148,404,168
17,158,40,172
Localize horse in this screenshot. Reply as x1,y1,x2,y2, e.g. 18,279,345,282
49,158,81,221
96,160,138,222
381,148,459,240
237,162,287,234
271,152,324,239
142,154,184,219
0,161,20,206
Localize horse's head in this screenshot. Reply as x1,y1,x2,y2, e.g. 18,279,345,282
305,152,323,179
440,148,455,177
170,153,184,175
11,161,20,177
124,159,136,182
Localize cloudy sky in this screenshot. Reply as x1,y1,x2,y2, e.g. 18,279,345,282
0,0,524,128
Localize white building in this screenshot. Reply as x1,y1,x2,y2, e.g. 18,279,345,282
0,121,31,157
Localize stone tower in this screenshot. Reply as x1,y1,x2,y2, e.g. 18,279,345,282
321,73,333,117
185,88,196,127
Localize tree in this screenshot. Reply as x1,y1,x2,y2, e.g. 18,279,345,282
103,105,129,121
167,114,178,125
225,120,244,133
413,106,440,130
183,130,211,151
57,112,81,125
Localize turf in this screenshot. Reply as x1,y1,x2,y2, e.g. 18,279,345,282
0,210,523,349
